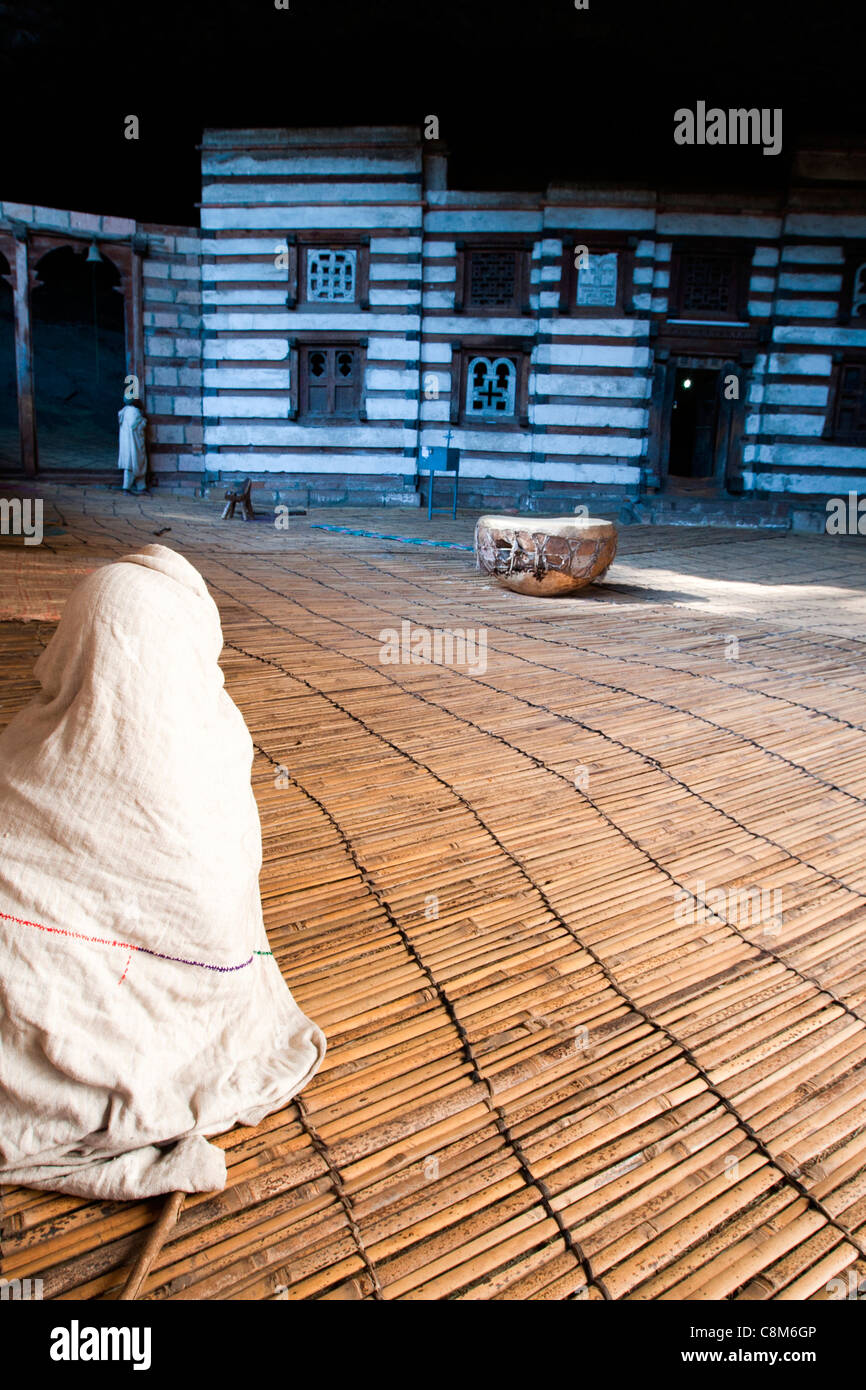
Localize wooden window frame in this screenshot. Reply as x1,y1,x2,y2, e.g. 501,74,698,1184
450,339,530,428
668,239,754,323
290,333,367,422
454,238,532,316
825,349,866,443
558,234,636,316
292,232,370,311
838,243,866,325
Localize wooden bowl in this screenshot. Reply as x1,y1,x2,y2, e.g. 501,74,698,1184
474,514,618,596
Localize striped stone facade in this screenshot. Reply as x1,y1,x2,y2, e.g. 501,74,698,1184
199,127,424,505
196,127,866,509
139,225,203,479
3,128,865,509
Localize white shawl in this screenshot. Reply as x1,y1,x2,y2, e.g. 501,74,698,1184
0,545,325,1199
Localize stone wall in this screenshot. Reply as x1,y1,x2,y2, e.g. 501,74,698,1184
139,224,203,480
199,127,425,488
4,134,866,509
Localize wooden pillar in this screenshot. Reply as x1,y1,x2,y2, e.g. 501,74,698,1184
130,240,145,400
644,351,671,490
713,359,738,489
117,239,145,402
12,232,37,476
725,354,751,492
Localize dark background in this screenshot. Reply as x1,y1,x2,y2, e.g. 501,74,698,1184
0,0,862,226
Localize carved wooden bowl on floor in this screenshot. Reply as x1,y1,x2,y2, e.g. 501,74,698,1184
475,514,618,596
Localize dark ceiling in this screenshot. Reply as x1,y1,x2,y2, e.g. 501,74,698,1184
0,0,861,225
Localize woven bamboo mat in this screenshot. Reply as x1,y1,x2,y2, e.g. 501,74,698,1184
1,485,865,1301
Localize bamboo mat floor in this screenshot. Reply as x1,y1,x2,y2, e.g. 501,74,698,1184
1,484,866,1301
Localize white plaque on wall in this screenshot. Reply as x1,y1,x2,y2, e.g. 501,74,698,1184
577,251,618,307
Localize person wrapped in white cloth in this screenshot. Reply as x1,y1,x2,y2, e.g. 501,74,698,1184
0,544,326,1200
118,396,148,493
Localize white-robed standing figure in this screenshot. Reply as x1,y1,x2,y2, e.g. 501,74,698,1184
118,396,148,493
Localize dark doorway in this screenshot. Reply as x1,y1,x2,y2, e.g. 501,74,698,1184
0,253,17,469
668,367,718,480
31,245,125,471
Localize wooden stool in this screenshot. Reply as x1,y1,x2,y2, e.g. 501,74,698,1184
475,514,618,595
221,478,255,521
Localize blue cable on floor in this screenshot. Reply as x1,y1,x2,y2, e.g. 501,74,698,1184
310,524,474,551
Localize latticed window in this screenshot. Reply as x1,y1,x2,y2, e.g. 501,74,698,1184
576,251,619,307
306,249,357,303
467,251,518,308
679,254,736,314
833,361,866,438
466,356,517,417
852,264,866,319
301,346,360,416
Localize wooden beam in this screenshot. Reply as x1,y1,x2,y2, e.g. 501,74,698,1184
644,356,669,488
117,1191,186,1301
12,233,37,476
130,243,145,399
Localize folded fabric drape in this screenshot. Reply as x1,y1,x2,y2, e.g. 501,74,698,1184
118,403,148,491
0,544,325,1199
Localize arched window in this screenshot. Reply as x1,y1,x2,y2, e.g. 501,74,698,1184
466,356,517,418
852,263,866,319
